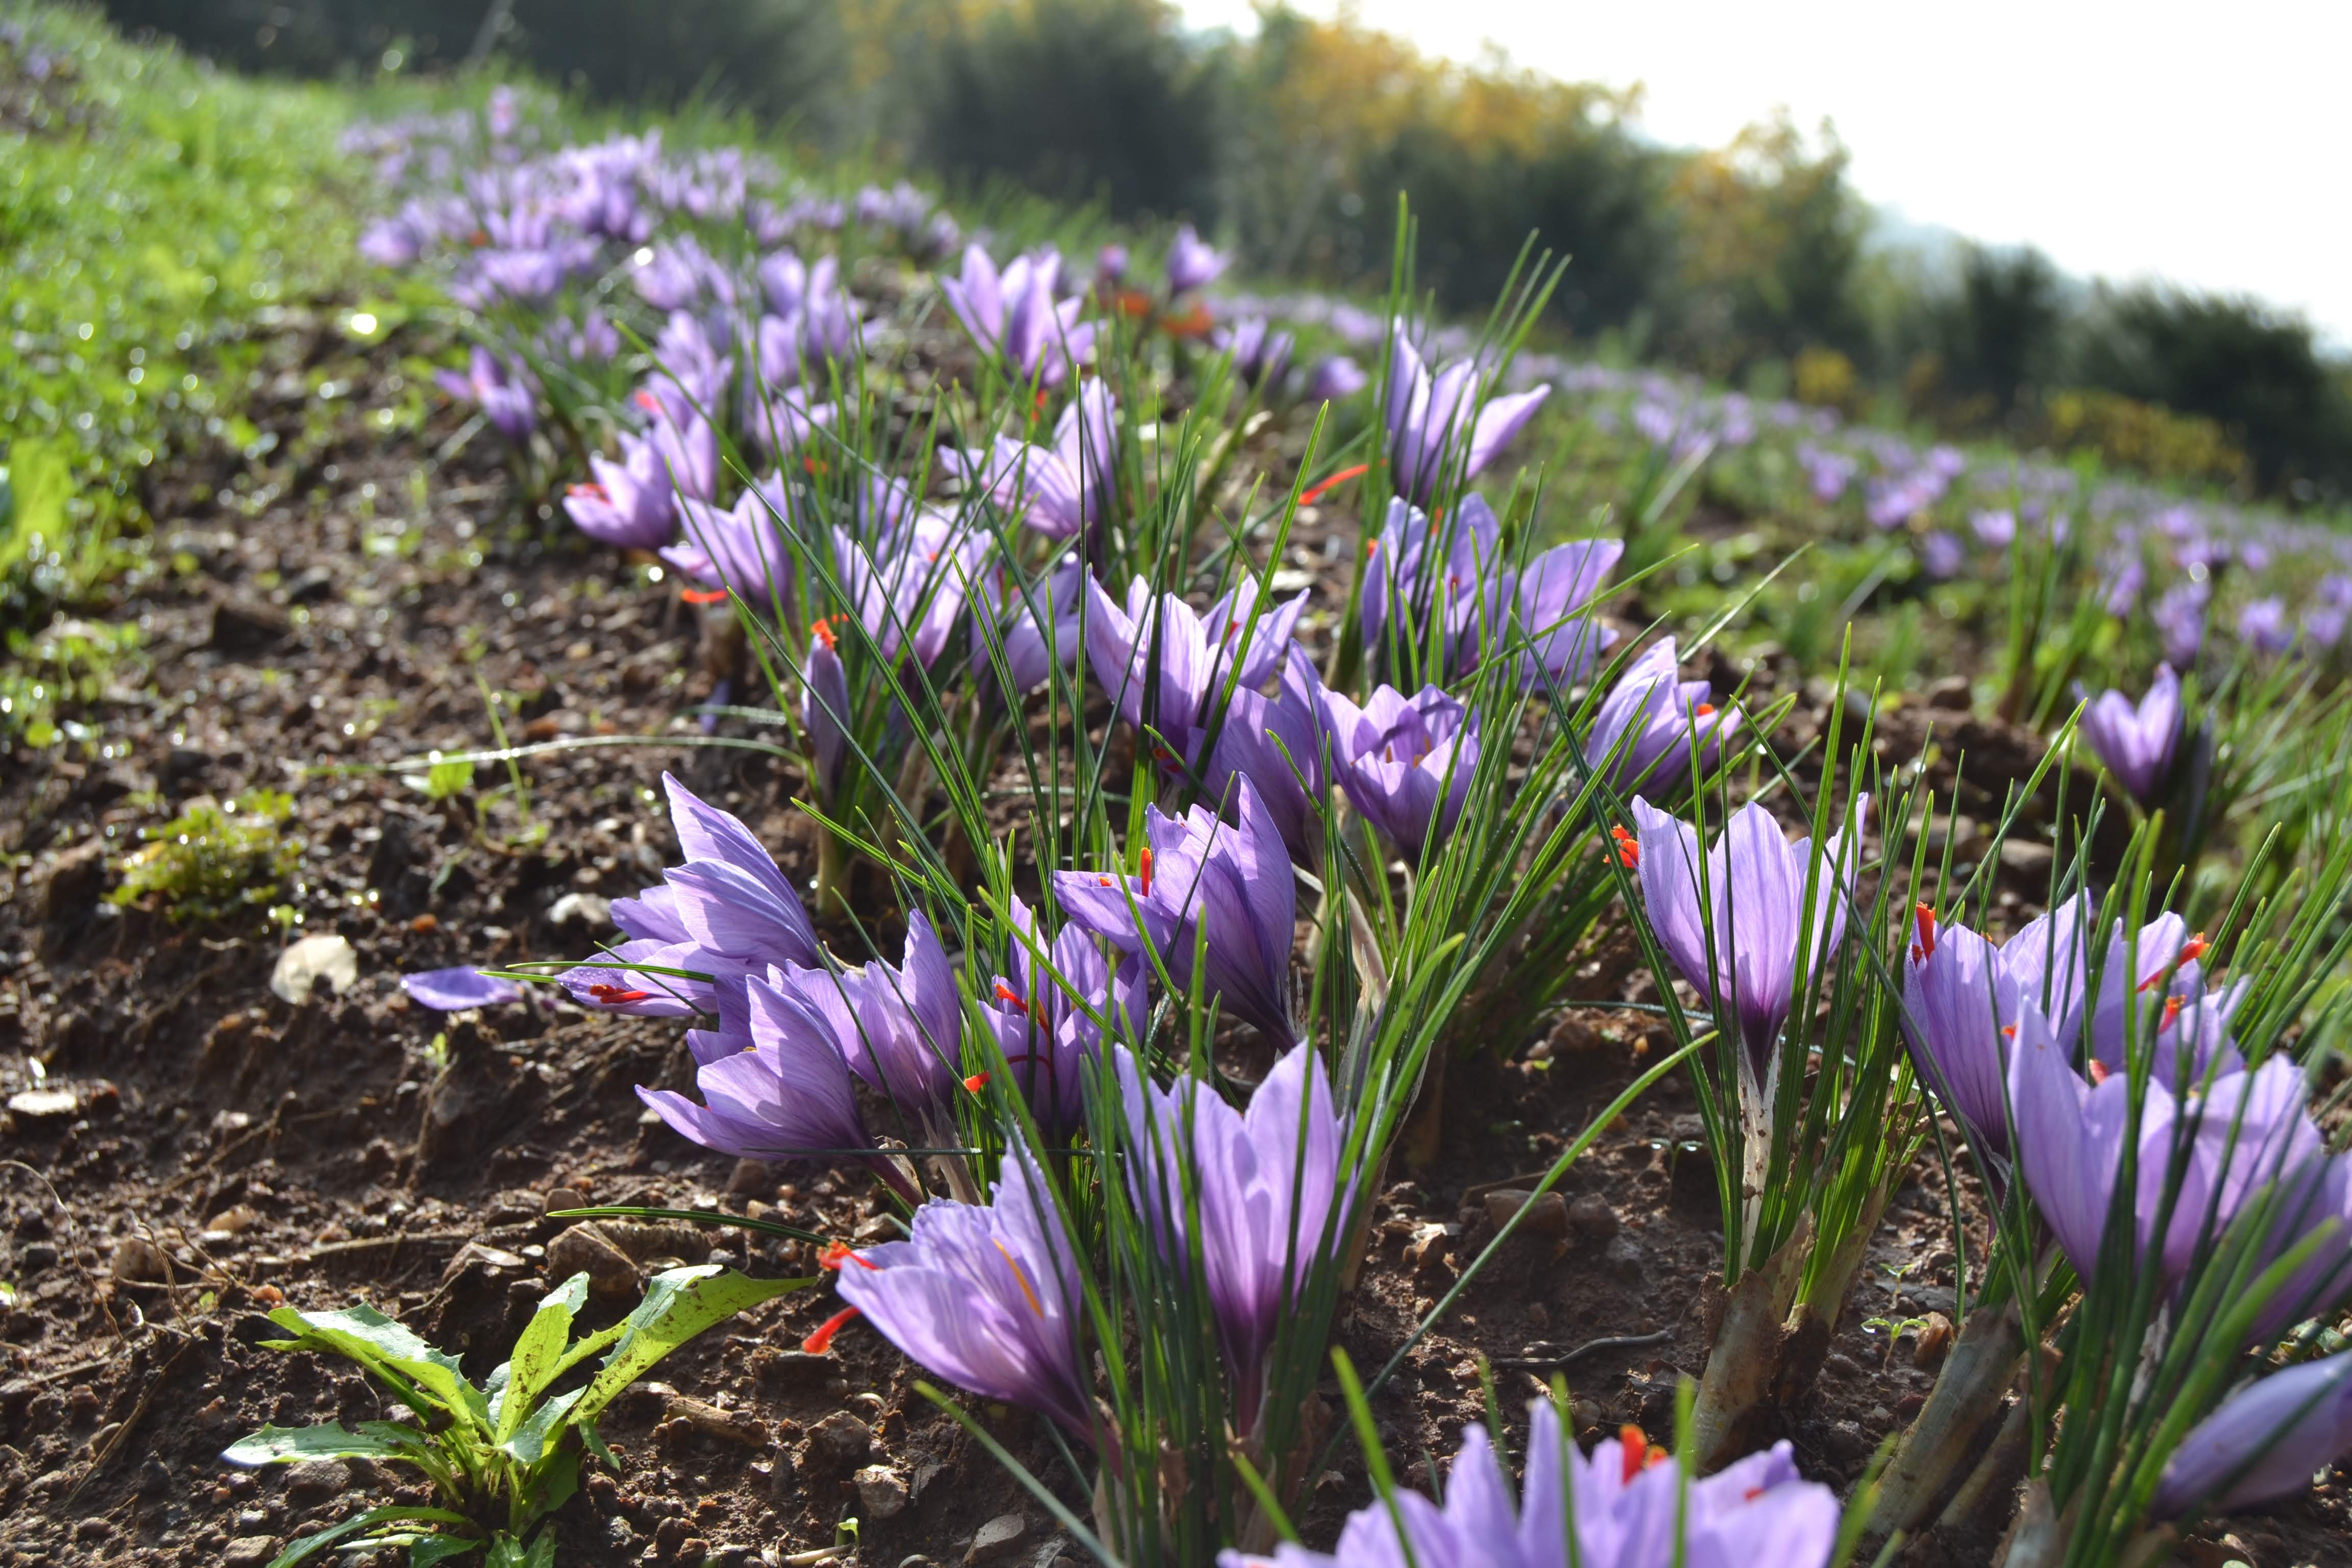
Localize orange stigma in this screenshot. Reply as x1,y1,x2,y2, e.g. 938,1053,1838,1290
994,982,1032,1017
1912,903,1937,965
1619,1426,1649,1484
567,482,609,502
1694,702,1716,717
588,984,653,1004
963,1071,992,1094
802,1306,861,1354
2162,995,2185,1030
1297,462,1371,506
811,616,839,651
679,587,729,605
1138,846,1155,896
2178,933,2211,966
1609,824,1640,869
817,1241,876,1272
2087,1058,2112,1085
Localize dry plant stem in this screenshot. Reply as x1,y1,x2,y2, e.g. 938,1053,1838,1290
1400,1046,1447,1170
1689,1228,1808,1469
1933,1390,2035,1538
1992,1479,2070,1568
1870,1299,2028,1534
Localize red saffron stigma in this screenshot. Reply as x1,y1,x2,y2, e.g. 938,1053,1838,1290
679,587,729,605
802,455,828,475
588,984,653,1004
963,1071,992,1094
1139,846,1155,895
2001,1023,2018,1039
1609,824,1639,868
567,482,609,502
2162,995,2185,1029
811,616,839,651
1619,1426,1648,1484
1694,702,1716,717
994,982,1032,1017
1296,462,1371,506
1914,903,1938,963
1097,874,1114,888
817,1241,876,1272
2178,933,2211,966
802,1306,860,1354
631,388,661,412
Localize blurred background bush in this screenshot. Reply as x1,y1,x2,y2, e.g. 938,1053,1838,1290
100,0,2352,500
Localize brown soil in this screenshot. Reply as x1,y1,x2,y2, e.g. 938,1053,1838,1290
2,323,2346,1568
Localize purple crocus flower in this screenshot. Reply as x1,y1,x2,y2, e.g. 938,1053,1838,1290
560,772,822,1017
1920,531,1966,580
799,630,850,804
769,910,965,1125
2077,664,2182,804
940,243,1095,387
829,503,985,668
563,432,679,551
944,380,1118,540
1971,509,2017,548
1317,682,1478,853
2154,580,2209,668
1120,1042,1347,1426
663,475,796,607
1204,640,1329,862
1583,639,1740,799
2010,1009,2322,1285
970,558,1086,699
627,388,720,503
1360,496,1619,686
2082,910,2245,1084
1898,895,2094,1159
1628,795,1870,1070
2155,1353,2352,1518
1083,574,1307,772
635,968,912,1197
1219,1402,1841,1568
984,895,1145,1136
435,347,536,443
402,968,526,1011
2238,597,2293,655
1165,224,1227,295
1094,243,1129,285
1054,777,1298,1045
832,1137,1093,1436
1212,317,1293,388
1385,331,1551,504
1305,354,1368,403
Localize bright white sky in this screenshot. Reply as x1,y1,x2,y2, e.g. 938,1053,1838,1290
1177,0,2352,344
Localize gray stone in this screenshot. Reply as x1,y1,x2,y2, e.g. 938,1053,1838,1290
224,1538,279,1568
967,1514,1027,1563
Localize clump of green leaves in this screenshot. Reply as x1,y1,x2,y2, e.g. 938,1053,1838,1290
0,611,141,748
110,788,299,922
224,1265,808,1567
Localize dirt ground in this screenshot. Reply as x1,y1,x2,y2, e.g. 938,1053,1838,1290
3,321,2347,1567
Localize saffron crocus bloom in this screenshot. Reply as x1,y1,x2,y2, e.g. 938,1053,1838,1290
1318,682,1478,853
2238,597,2293,655
2078,664,2182,804
2155,1353,2352,1517
1054,777,1298,1044
943,379,1118,540
560,772,822,1017
834,1138,1093,1436
1121,1043,1346,1425
970,558,1086,699
770,910,967,1128
1305,354,1367,403
940,243,1095,387
799,628,850,804
634,967,914,1197
1212,317,1292,388
1205,640,1329,862
435,347,536,443
402,968,525,1011
1084,574,1307,771
1385,330,1551,505
563,432,678,551
985,896,1145,1136
1219,1402,1841,1568
1164,225,1227,295
1583,639,1740,799
2010,1009,2323,1284
830,503,985,668
1628,795,1870,1070
663,476,797,607
2084,909,2246,1085
1360,496,1619,686
1899,895,2094,1159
